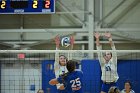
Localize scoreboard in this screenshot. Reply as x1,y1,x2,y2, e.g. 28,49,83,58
0,0,55,14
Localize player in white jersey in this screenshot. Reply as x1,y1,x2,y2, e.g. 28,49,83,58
95,32,119,93
54,35,68,93
121,80,135,93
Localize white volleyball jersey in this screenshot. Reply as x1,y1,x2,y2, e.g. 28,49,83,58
97,45,119,82
54,60,68,89
121,89,135,93
55,65,68,78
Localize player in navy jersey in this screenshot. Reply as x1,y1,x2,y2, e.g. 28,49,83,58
49,60,83,93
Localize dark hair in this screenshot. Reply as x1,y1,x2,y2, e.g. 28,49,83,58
125,80,132,89
108,86,120,93
66,60,76,73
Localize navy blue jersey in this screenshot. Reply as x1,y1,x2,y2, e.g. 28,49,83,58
57,71,83,93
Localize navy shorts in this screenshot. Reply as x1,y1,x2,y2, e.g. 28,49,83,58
101,82,117,93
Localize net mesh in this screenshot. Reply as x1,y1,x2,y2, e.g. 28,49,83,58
0,50,140,93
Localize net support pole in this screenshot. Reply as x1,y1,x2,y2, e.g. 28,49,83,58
88,0,95,58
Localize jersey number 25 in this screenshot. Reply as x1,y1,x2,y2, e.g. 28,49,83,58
70,78,81,89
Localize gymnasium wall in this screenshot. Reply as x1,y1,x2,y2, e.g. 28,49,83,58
0,0,140,29
81,60,140,93
117,60,140,92
42,59,140,93
0,0,140,50
0,59,139,93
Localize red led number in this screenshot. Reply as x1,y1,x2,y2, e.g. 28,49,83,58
45,0,50,8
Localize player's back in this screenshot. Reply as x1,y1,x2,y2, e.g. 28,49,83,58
64,70,83,93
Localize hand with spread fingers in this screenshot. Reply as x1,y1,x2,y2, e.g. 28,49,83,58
95,32,100,39
54,35,60,49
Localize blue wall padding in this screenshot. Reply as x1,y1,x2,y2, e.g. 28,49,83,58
117,60,140,93
81,59,101,93
42,60,57,93
42,60,140,93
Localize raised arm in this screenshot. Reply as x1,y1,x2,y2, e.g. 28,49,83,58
54,35,60,76
95,32,104,64
54,36,66,90
104,32,117,62
54,35,60,50
95,32,100,46
104,32,115,48
70,35,74,50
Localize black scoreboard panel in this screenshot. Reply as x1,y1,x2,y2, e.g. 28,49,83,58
0,0,55,14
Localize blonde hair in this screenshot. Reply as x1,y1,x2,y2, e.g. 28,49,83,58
108,86,120,93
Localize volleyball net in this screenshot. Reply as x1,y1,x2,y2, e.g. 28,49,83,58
0,50,140,93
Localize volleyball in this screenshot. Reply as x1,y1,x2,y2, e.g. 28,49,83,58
61,37,71,47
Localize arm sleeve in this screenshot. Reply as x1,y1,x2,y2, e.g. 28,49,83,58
55,70,60,78
54,47,60,77
96,45,104,65
111,45,117,64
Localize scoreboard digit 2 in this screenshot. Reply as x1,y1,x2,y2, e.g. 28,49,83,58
0,0,55,14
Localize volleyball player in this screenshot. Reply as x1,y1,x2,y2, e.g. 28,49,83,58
54,35,68,93
121,80,135,93
95,32,119,93
49,60,83,93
